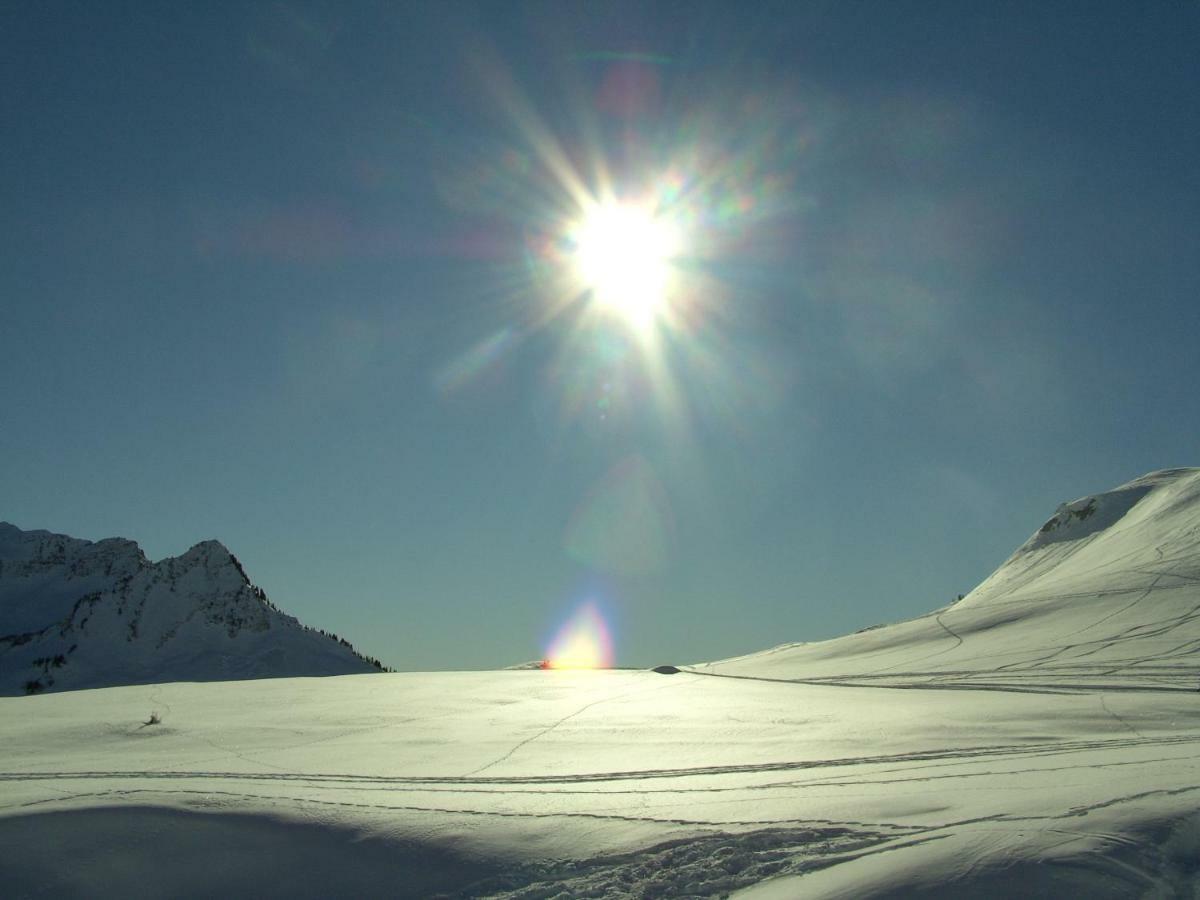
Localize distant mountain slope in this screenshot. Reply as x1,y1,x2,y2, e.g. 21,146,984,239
696,468,1200,690
0,523,387,695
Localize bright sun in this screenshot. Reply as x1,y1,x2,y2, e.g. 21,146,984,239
569,202,682,331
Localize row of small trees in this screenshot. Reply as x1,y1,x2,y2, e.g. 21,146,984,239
234,554,392,672
310,627,390,671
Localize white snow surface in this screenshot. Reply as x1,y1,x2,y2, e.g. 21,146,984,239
3,468,1200,897
0,523,380,696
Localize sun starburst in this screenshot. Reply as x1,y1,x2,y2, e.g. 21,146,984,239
567,200,683,334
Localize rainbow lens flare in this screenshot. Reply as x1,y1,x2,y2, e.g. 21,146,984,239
564,454,673,575
544,601,615,669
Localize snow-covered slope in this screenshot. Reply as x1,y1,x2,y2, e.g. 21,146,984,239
1,469,1198,898
0,523,385,695
695,467,1200,692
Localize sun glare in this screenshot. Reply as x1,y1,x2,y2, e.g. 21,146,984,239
544,601,614,669
568,202,682,331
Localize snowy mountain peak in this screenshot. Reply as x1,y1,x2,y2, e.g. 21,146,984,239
0,523,389,696
181,538,236,561
174,540,250,586
182,538,233,558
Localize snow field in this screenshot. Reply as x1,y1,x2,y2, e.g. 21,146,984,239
3,469,1200,895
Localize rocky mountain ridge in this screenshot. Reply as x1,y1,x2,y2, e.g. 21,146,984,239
0,523,387,696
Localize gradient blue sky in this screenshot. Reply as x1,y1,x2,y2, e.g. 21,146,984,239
3,2,1198,670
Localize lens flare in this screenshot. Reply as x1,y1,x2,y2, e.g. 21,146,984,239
564,454,674,575
544,601,615,669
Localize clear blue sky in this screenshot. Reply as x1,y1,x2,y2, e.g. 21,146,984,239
3,2,1198,670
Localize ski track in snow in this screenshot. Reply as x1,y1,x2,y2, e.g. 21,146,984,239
462,678,687,777
5,732,1198,797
